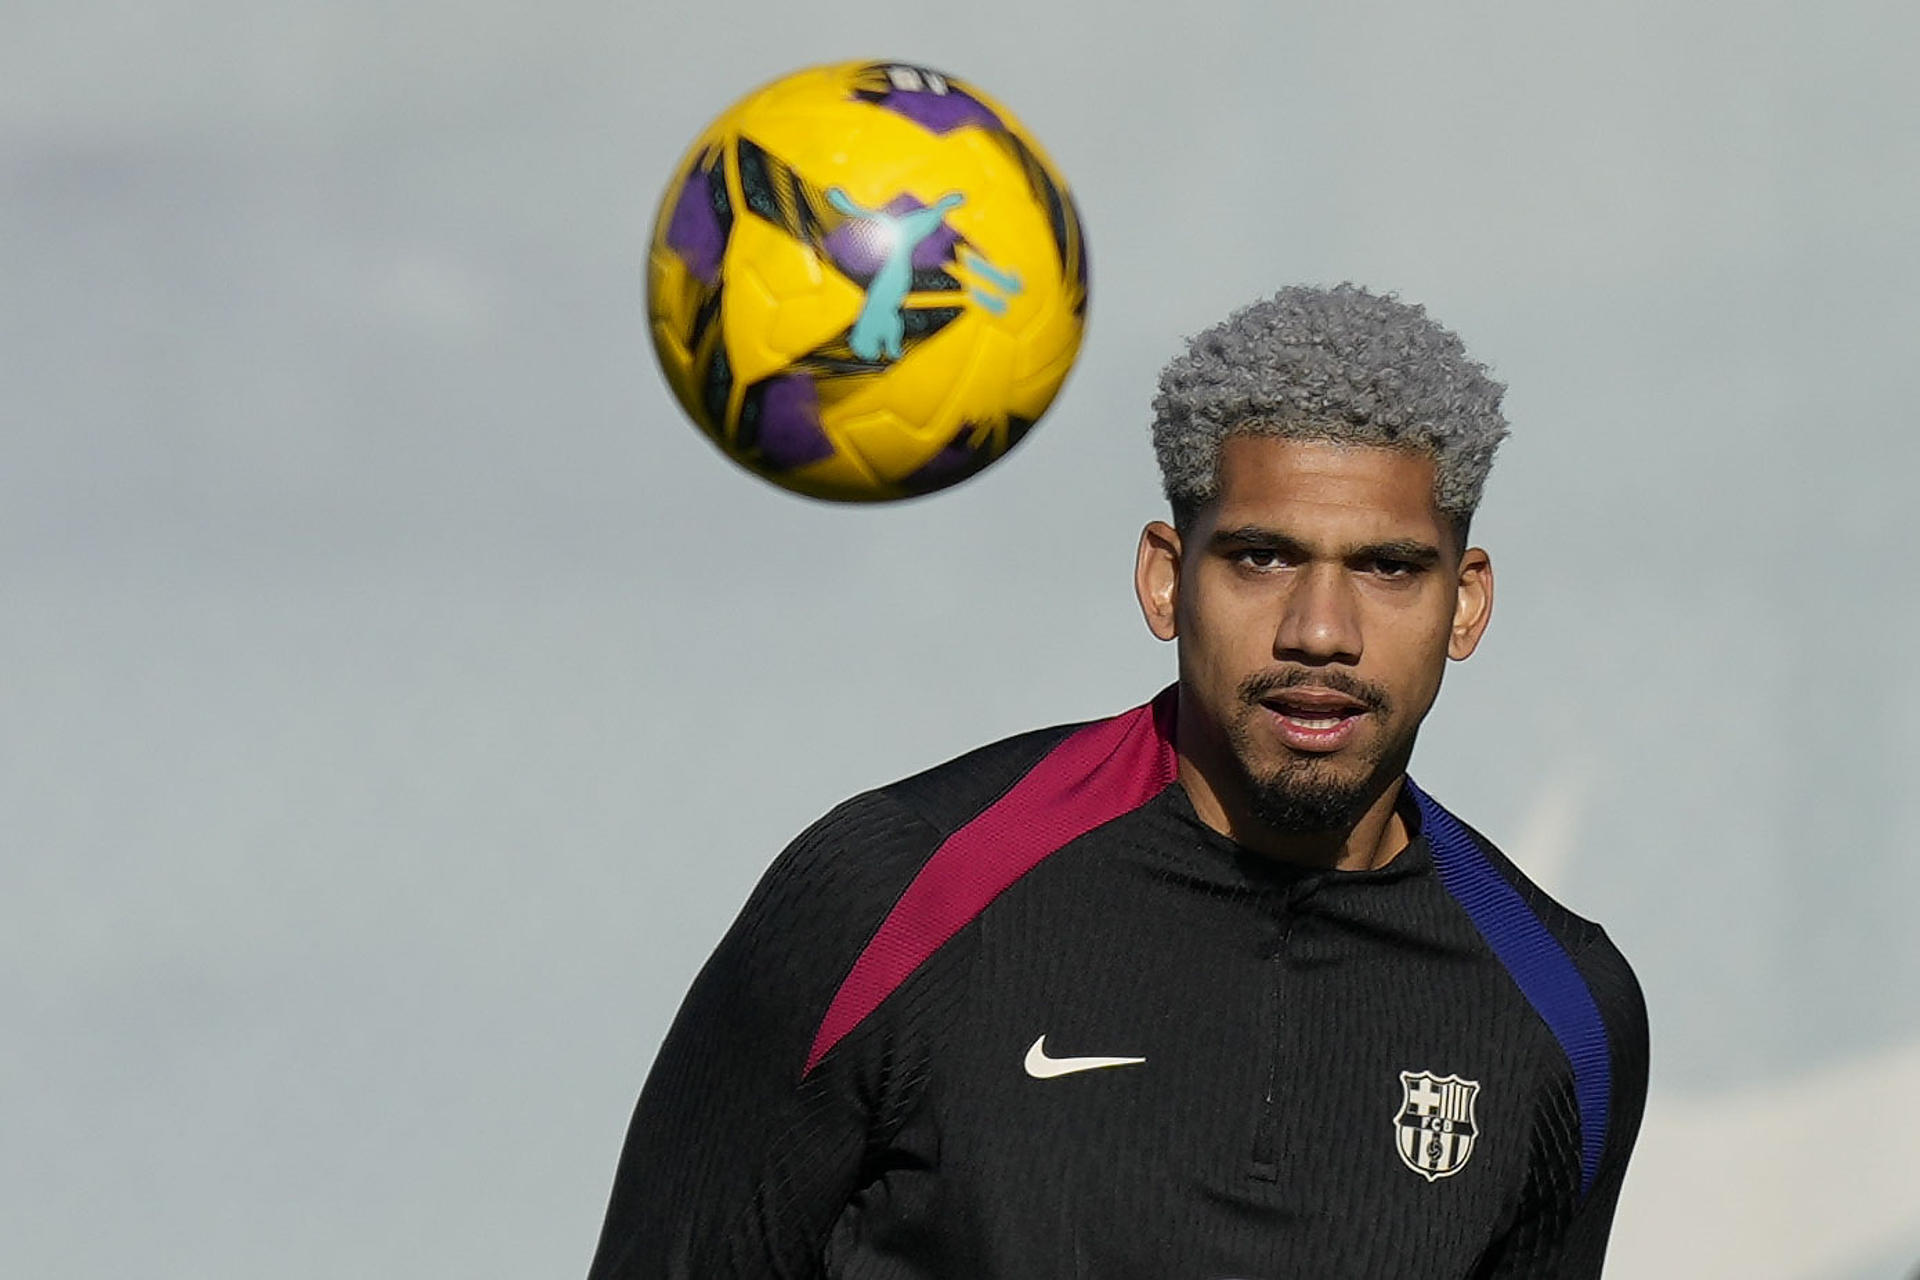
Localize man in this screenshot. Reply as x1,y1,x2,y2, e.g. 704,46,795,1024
589,284,1648,1278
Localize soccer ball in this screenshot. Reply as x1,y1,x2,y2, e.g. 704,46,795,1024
647,61,1089,502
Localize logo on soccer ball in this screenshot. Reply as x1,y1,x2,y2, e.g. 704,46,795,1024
822,188,1024,364
1394,1071,1481,1181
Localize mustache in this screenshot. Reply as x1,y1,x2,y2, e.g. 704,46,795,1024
1237,668,1392,716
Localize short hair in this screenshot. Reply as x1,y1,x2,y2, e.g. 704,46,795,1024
1150,284,1509,542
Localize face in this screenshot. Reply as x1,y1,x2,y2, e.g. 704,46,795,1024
1135,435,1493,837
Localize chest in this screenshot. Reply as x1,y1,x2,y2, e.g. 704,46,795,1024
899,878,1561,1277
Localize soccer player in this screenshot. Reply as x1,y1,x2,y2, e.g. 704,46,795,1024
588,284,1649,1278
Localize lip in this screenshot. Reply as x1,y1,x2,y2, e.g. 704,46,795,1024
1259,699,1369,754
1263,688,1369,716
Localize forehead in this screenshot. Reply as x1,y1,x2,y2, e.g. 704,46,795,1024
1208,434,1446,540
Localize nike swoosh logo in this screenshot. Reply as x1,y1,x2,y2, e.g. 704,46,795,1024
1022,1035,1146,1079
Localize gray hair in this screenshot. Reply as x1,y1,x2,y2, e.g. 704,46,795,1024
1151,284,1509,536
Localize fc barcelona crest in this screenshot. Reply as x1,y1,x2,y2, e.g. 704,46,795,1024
1394,1071,1481,1181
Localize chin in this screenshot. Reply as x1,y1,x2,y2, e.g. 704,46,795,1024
1243,742,1412,833
1246,775,1374,835
1262,747,1371,789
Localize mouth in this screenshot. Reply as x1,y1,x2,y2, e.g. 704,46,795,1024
1256,688,1372,753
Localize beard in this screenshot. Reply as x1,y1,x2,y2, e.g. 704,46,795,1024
1225,668,1408,835
1241,764,1381,833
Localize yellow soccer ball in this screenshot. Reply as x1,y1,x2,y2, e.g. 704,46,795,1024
647,61,1089,501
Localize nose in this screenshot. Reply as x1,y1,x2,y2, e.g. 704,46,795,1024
1274,563,1363,665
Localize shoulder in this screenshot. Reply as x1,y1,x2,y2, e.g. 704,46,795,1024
704,719,1094,1063
747,718,1089,921
1435,807,1649,1096
879,720,1087,836
1462,820,1644,1031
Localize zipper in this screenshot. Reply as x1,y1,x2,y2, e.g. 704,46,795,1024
1249,911,1294,1181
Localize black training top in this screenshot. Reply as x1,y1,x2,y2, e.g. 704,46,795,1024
588,689,1648,1279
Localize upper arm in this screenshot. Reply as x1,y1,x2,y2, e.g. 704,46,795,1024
586,792,942,1280
1480,929,1650,1278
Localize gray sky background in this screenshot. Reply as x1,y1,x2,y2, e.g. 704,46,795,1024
4,1,1917,1275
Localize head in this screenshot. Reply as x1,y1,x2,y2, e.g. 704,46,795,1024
1135,285,1505,845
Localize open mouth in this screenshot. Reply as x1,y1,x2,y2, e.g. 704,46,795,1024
1258,688,1372,750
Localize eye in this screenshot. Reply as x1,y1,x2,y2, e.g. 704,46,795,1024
1368,557,1419,580
1232,547,1290,570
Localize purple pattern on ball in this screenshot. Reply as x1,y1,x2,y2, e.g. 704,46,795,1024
904,430,987,492
875,87,1004,136
755,376,836,470
822,193,962,281
822,216,888,281
664,169,724,285
904,209,963,271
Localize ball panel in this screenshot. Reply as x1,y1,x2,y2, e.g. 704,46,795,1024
661,162,728,284
846,62,1008,136
774,440,890,502
720,217,863,385
738,374,837,470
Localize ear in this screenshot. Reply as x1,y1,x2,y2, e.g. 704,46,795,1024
1448,547,1494,661
1135,521,1182,642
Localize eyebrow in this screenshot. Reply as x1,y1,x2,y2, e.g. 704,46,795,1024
1209,526,1443,567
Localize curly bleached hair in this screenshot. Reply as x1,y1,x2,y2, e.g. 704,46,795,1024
1151,284,1509,542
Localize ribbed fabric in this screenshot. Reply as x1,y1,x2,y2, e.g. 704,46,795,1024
1409,780,1614,1196
805,691,1178,1075
588,692,1648,1279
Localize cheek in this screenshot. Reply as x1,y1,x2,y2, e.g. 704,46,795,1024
1176,600,1267,706
1367,602,1455,704
1180,588,1270,668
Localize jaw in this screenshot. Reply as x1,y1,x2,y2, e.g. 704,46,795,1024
1233,704,1420,814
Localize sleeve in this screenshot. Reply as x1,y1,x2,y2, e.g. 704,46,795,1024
1481,928,1651,1278
585,792,942,1280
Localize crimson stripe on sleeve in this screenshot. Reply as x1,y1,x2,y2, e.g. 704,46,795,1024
803,689,1179,1076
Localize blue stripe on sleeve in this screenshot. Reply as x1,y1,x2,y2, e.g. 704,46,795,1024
1407,780,1613,1197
